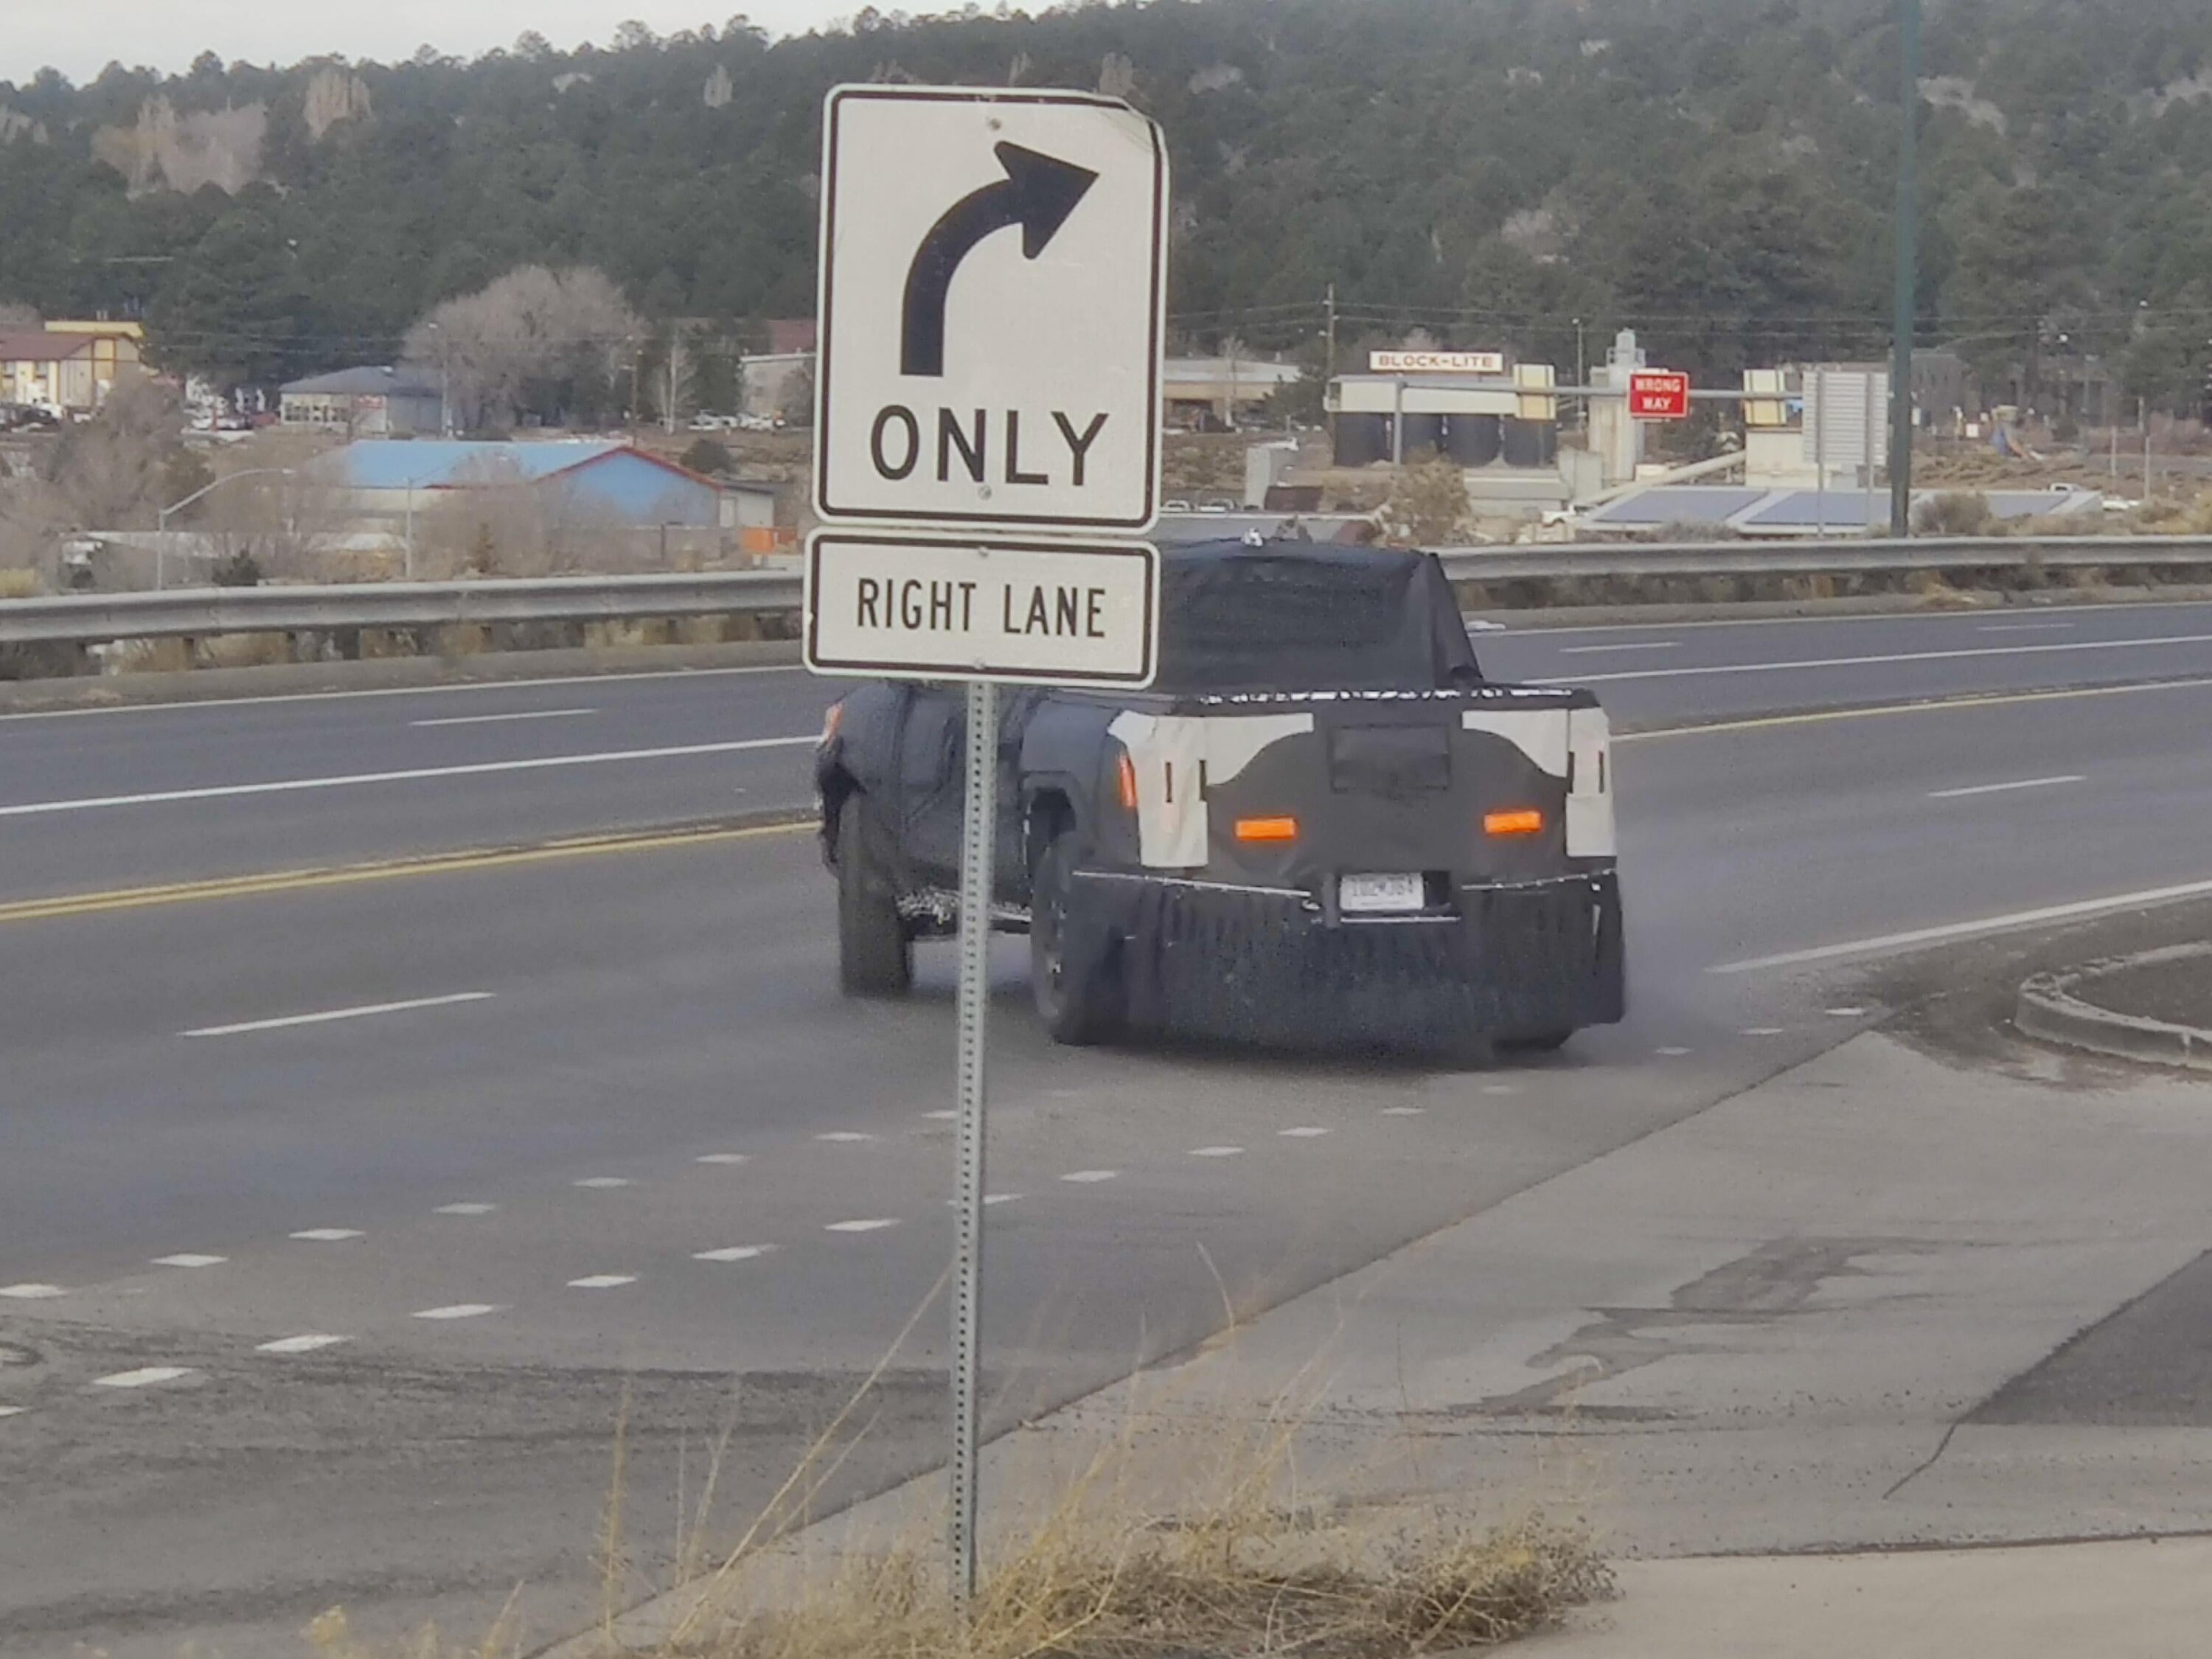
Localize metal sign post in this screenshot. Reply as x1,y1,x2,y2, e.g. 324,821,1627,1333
805,83,1169,1615
947,675,998,1607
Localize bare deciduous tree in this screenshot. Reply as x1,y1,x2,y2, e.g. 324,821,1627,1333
406,267,644,432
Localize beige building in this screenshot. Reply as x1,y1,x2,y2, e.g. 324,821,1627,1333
0,322,145,412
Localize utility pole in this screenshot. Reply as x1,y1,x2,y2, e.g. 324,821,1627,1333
1889,0,1921,537
1324,283,1338,456
1324,283,1338,382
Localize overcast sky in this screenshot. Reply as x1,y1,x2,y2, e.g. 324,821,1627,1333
4,2,867,85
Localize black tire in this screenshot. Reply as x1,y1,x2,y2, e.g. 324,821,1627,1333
1029,830,1121,1046
1500,1029,1574,1054
837,793,911,997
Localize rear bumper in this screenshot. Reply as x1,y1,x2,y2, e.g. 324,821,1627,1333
1068,868,1624,1048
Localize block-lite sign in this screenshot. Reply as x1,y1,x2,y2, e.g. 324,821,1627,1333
813,86,1169,531
807,530,1160,687
1627,370,1692,421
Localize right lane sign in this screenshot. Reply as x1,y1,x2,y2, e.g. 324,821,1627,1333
806,529,1159,687
813,86,1170,532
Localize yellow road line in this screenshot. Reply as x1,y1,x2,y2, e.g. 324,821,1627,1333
0,819,813,926
1618,674,2212,742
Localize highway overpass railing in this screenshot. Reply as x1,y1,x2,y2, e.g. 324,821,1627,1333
4,537,2212,648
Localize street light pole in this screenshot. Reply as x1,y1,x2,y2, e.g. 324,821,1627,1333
1889,0,1921,538
153,467,296,591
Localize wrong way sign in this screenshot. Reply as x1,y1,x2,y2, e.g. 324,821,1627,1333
813,86,1169,531
1627,370,1691,420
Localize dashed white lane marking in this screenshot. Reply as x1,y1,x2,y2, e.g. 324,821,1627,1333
1740,1027,1787,1037
408,707,600,728
945,1194,1023,1206
1532,629,2212,686
1826,1006,1871,1018
695,1153,750,1165
574,1177,632,1189
1279,1127,1332,1138
1060,1169,1119,1183
290,1228,364,1242
1380,1106,1425,1116
0,1284,66,1300
1656,1047,1692,1057
568,1274,638,1290
1927,773,2085,800
0,737,816,818
921,1110,959,1121
436,1202,497,1215
1189,1145,1245,1158
695,1245,775,1262
1556,641,1681,655
0,1406,23,1417
1480,1084,1519,1096
1714,877,2212,975
183,992,493,1038
815,1132,875,1143
257,1334,349,1354
152,1253,226,1268
412,1303,501,1320
94,1366,194,1388
825,1218,900,1233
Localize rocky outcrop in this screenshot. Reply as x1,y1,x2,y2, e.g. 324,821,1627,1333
0,105,49,145
302,68,372,139
91,97,268,196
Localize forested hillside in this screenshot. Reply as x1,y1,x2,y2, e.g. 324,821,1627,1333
4,0,2212,406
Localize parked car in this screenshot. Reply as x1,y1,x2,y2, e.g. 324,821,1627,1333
813,540,1624,1055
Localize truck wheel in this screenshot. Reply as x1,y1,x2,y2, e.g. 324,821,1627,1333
1030,831,1121,1045
837,793,911,997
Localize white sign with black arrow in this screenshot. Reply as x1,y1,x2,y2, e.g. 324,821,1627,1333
813,86,1169,531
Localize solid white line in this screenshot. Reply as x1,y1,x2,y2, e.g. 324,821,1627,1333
289,1228,364,1242
183,991,493,1038
93,1366,194,1388
824,1217,899,1232
0,663,804,724
1928,773,2084,799
1978,622,2076,633
0,1283,65,1299
1556,641,1681,655
257,1334,349,1354
408,706,599,728
0,737,814,818
151,1253,225,1268
1714,877,2212,974
694,1245,773,1262
1619,675,2212,744
1059,1169,1118,1183
1534,630,2212,686
1485,599,2212,639
568,1273,637,1289
412,1303,501,1320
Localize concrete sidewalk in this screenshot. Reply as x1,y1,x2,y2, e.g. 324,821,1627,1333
1523,1537,2212,1658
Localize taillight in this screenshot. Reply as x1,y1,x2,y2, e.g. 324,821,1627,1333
1234,816,1298,842
1484,807,1545,837
1116,749,1138,811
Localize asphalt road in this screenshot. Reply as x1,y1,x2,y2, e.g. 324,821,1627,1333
5,599,2212,1655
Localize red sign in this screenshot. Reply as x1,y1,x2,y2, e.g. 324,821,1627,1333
1627,370,1691,420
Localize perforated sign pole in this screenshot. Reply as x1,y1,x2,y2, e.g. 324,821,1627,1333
949,675,998,1611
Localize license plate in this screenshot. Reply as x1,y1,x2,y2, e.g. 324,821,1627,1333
1340,872,1425,914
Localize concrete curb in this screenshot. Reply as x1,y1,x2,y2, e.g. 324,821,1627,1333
0,639,805,713
2016,942,2212,1071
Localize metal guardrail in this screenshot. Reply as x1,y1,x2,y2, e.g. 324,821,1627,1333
0,571,803,647
1432,535,2212,583
5,537,2212,648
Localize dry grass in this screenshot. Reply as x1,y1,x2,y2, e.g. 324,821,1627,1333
0,566,41,599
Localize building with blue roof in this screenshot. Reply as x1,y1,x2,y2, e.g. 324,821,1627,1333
307,439,720,528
